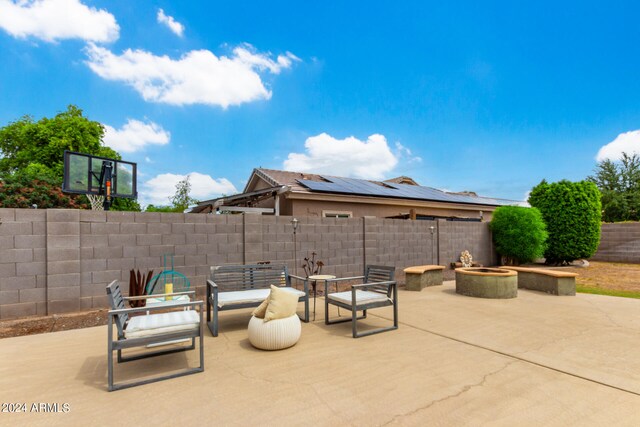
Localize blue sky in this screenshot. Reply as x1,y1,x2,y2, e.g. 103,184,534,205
1,1,639,206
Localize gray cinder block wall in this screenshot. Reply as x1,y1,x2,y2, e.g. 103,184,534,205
591,223,640,263
0,208,496,320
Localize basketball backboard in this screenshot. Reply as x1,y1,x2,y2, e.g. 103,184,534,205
62,150,137,199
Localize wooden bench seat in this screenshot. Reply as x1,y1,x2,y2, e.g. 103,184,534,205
403,265,445,291
498,266,577,296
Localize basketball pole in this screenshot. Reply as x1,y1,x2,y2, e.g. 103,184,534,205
102,162,113,211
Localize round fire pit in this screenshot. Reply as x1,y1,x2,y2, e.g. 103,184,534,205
455,268,517,299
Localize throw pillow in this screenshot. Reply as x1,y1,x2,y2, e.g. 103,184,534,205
252,296,270,319
264,285,299,322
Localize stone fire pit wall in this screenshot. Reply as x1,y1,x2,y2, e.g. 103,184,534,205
455,268,518,299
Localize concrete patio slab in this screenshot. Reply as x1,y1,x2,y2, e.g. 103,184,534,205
1,281,639,426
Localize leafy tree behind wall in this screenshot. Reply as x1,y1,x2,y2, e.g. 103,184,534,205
0,105,140,211
490,206,547,265
528,179,602,264
170,176,199,212
144,176,199,213
588,153,640,222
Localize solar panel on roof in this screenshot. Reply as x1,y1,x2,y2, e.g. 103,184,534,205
297,178,517,206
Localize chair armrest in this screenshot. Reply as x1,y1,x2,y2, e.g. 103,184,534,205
288,275,309,295
123,290,195,300
108,300,204,316
324,276,365,294
206,279,219,298
351,281,396,290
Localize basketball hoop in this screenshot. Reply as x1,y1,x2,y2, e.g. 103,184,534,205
61,150,138,211
87,194,105,211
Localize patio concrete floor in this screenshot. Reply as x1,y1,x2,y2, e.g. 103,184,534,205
1,281,640,426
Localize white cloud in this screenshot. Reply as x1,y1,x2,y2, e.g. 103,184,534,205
103,119,170,153
144,156,152,163
283,133,399,180
0,0,119,43
84,43,299,108
596,130,640,161
395,142,422,163
142,172,238,206
157,8,184,37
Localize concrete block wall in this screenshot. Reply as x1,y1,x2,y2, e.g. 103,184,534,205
0,208,47,319
364,218,437,282
437,219,497,271
78,211,244,310
286,216,363,279
591,223,640,263
0,209,495,320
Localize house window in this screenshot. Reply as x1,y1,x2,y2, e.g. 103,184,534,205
323,210,352,218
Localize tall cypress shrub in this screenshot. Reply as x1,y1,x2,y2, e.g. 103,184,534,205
528,179,602,264
490,206,547,265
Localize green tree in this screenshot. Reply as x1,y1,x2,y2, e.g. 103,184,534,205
528,179,602,264
490,206,547,265
169,175,198,212
144,176,199,213
0,105,118,177
588,153,640,222
144,204,176,213
0,105,139,211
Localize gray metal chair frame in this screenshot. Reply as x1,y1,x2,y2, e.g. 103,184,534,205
107,280,204,391
324,265,398,338
206,264,309,337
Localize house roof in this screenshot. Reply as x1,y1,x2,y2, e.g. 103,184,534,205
249,168,521,207
191,168,524,213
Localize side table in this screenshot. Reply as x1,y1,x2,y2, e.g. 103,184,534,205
308,274,336,321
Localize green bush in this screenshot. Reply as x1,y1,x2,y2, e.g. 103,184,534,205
490,206,547,265
0,174,88,209
528,179,602,264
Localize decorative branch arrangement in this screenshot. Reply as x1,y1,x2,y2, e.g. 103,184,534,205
128,269,154,308
302,252,324,277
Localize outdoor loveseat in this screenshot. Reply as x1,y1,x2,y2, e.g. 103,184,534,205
206,264,309,336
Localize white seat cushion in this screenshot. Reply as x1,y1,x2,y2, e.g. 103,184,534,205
328,290,391,306
125,310,199,339
218,287,305,308
145,294,190,308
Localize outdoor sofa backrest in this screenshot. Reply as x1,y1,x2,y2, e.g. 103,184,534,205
210,264,292,291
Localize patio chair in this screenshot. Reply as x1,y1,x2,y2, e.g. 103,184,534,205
324,265,397,338
106,280,204,391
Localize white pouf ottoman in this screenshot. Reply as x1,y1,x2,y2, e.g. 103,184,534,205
248,314,301,350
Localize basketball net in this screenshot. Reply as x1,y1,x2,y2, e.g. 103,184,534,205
87,194,105,211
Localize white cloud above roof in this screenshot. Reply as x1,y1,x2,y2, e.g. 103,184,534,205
283,133,399,180
0,0,119,43
395,142,422,163
84,43,299,108
142,172,237,207
103,119,170,153
596,130,640,161
157,8,184,37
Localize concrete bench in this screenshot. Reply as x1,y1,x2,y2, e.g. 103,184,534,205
498,266,577,296
403,265,445,291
